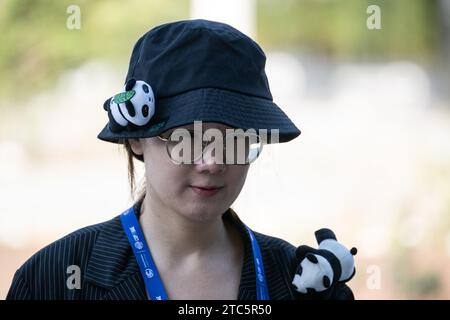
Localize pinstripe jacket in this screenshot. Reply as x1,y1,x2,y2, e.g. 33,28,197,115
7,201,354,300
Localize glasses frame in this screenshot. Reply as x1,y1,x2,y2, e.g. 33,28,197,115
156,128,264,165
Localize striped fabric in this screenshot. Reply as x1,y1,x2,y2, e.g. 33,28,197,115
6,201,354,300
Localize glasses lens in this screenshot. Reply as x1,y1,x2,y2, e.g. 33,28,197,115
225,132,262,165
165,129,202,164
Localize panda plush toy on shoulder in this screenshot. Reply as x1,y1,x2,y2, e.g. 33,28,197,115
292,228,357,299
103,78,156,133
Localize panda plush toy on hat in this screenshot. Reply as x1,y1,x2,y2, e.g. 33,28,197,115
292,228,357,299
103,78,156,133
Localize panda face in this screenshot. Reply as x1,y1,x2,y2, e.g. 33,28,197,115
319,239,356,282
292,254,334,294
118,80,155,126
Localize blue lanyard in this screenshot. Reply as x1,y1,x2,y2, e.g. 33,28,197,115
120,206,270,300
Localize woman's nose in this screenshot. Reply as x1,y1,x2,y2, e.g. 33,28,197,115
193,146,226,174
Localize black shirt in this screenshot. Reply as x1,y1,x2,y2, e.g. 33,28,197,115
7,200,354,300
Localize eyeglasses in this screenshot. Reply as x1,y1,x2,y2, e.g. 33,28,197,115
157,128,264,165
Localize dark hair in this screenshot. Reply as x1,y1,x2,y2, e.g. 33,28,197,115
121,139,146,203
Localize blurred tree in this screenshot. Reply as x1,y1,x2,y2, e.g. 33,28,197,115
0,0,190,104
257,0,439,60
0,0,443,104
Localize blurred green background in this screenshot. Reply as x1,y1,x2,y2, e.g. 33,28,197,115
0,0,444,102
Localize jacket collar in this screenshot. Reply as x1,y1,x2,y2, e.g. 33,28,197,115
84,209,140,290
84,201,259,299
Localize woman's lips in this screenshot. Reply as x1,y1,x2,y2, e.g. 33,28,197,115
190,185,223,197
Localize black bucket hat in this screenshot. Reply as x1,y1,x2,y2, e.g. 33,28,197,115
97,19,301,144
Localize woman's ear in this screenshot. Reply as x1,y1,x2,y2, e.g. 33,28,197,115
129,138,144,156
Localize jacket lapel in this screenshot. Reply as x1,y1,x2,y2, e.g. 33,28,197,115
83,210,147,299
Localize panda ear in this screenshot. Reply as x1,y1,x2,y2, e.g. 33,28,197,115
125,78,136,91
103,97,112,111
295,245,315,260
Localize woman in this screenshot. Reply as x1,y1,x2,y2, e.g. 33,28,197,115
7,19,353,300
